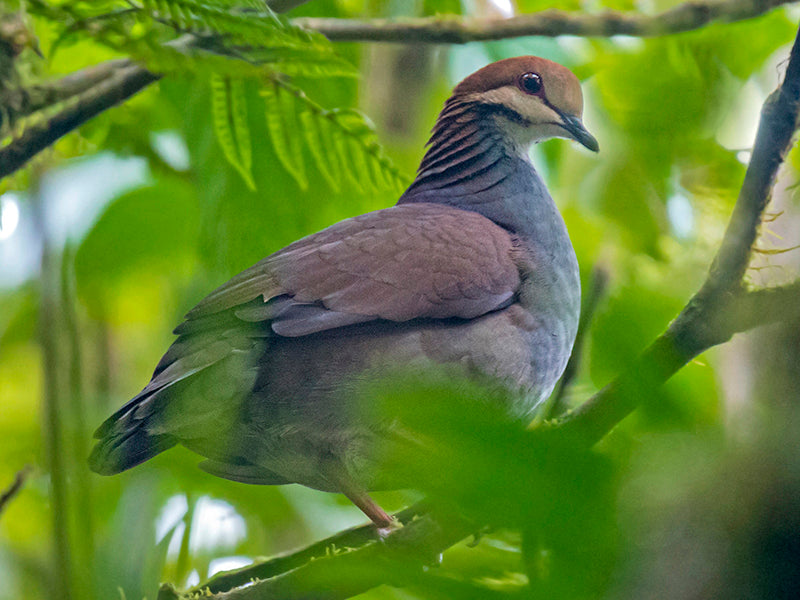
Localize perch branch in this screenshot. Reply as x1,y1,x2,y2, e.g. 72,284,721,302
189,501,432,594
294,0,793,43
201,512,472,600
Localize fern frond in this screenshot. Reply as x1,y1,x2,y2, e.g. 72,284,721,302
210,74,255,189
299,107,340,193
48,1,356,80
138,0,306,50
261,81,307,189
262,80,408,194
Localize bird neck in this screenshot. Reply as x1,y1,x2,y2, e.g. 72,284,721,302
398,99,581,335
397,100,559,241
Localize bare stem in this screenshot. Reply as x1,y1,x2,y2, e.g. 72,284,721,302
295,0,791,43
0,466,31,518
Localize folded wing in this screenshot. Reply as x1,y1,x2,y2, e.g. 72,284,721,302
89,202,523,475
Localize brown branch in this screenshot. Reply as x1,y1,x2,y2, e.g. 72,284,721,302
702,61,800,294
294,0,793,43
0,0,311,181
0,59,132,131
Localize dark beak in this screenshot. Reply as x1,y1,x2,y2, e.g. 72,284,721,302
559,113,599,153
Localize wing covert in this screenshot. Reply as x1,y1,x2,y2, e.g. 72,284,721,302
187,203,522,336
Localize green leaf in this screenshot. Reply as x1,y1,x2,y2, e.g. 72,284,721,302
48,0,357,81
300,105,340,193
262,81,308,189
258,80,408,194
74,177,200,312
210,74,255,190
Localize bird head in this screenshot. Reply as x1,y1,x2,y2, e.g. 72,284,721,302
449,56,599,153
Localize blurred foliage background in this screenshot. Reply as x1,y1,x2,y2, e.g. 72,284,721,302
1,0,800,598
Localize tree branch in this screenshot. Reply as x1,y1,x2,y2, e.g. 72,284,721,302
0,59,132,131
555,23,800,446
188,502,433,594
0,60,160,179
0,0,308,181
294,0,793,43
197,511,472,600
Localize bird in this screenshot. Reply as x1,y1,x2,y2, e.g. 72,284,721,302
89,56,598,528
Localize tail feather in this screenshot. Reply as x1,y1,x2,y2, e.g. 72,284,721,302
88,422,176,475
90,312,267,476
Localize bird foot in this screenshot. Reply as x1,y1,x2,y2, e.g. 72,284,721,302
375,517,403,539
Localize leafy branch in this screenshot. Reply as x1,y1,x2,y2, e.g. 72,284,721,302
556,16,800,445
2,0,794,180
295,0,794,43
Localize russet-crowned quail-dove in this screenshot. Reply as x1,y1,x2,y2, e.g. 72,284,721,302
89,56,598,527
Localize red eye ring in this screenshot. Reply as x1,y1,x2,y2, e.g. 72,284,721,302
518,72,543,95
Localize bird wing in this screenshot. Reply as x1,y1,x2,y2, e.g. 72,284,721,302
185,202,522,336
89,203,523,475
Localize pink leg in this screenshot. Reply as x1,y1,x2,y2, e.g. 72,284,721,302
322,461,394,528
342,489,393,528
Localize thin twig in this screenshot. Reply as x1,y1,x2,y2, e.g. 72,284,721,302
541,265,609,421
294,0,792,43
0,466,30,517
267,0,312,12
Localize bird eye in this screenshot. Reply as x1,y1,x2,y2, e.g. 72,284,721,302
518,72,543,95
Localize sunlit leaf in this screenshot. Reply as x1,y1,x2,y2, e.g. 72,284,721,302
210,74,255,190
261,81,307,189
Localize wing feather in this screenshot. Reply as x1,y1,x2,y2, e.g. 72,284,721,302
186,203,522,334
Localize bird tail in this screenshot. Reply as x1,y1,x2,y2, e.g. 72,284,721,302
88,422,176,475
89,311,266,476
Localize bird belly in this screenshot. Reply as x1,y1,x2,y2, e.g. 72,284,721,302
220,305,575,491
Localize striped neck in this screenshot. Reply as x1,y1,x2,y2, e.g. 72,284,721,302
397,99,552,237
399,96,581,373
400,100,514,196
